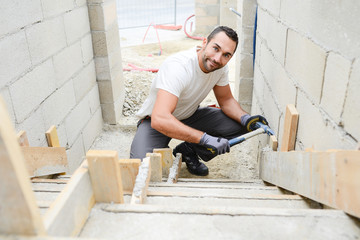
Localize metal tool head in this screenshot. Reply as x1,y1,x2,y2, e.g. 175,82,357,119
255,122,275,136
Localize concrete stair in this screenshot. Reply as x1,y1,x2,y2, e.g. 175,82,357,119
76,178,360,239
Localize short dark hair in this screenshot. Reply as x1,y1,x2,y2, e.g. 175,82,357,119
207,26,238,53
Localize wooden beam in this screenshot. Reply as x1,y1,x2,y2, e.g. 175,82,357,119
167,153,182,183
43,160,95,237
281,104,299,151
22,147,68,177
45,125,60,147
0,97,46,236
118,158,141,194
260,150,360,218
269,135,278,151
86,150,124,203
17,130,30,147
131,157,151,204
146,152,162,182
153,148,173,176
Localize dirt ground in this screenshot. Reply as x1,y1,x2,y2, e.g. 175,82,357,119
91,37,259,180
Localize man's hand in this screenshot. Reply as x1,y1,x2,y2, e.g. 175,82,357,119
199,133,230,154
241,114,269,132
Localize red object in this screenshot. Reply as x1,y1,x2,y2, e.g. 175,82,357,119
184,14,205,41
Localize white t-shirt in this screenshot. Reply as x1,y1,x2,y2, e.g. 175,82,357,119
136,47,229,120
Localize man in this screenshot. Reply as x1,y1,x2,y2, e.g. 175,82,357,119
130,26,268,176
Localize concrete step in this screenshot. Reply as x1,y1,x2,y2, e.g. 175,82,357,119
80,203,360,239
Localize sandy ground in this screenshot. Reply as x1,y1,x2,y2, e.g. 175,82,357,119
91,32,258,180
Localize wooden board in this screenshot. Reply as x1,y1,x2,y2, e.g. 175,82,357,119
87,150,124,203
269,135,278,151
22,147,68,177
43,160,95,236
17,130,30,147
0,97,46,236
260,150,360,218
119,159,141,194
146,153,162,182
281,104,299,151
153,148,173,176
45,125,60,147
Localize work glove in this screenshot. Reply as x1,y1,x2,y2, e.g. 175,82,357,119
241,114,269,132
199,133,230,155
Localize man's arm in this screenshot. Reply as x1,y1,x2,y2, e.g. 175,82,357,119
213,84,248,123
151,89,204,143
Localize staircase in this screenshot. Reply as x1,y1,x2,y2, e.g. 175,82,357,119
72,178,360,239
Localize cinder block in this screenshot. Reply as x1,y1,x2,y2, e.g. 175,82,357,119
75,0,87,6
94,50,122,81
82,108,103,150
97,71,123,104
15,108,47,147
196,16,219,27
65,96,92,145
0,0,42,37
252,63,265,105
320,52,351,124
73,61,97,102
0,30,31,88
285,29,327,104
257,0,281,16
257,8,287,65
283,0,360,59
91,23,121,57
87,84,101,115
41,0,74,18
0,88,15,123
66,136,85,173
240,0,257,27
88,1,117,31
26,17,67,65
238,78,253,103
240,27,254,54
239,53,254,78
260,43,296,112
196,0,218,5
64,6,91,44
53,42,83,87
42,80,76,127
100,92,124,124
262,83,281,135
296,91,356,150
343,58,360,140
56,123,68,148
81,34,94,64
10,59,56,123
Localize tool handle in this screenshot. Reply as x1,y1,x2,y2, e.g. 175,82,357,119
229,127,265,147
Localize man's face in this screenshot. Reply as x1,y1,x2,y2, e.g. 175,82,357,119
199,31,237,73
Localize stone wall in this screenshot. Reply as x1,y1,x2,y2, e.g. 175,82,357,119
253,0,360,151
0,0,124,173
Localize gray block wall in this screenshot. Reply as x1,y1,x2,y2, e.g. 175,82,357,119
0,0,106,173
253,0,359,151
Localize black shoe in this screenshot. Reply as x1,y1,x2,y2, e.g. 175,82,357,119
173,142,209,176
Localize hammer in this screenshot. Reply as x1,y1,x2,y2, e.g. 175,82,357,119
195,122,275,161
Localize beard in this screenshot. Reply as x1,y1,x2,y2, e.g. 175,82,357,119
201,53,222,73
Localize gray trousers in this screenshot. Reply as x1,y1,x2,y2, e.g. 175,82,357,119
130,107,247,159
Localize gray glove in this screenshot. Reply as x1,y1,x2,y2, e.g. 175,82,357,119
199,133,230,155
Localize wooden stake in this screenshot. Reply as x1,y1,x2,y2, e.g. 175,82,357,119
153,148,173,176
0,97,46,236
131,157,151,204
45,125,60,147
146,152,162,182
281,104,299,151
87,150,124,203
119,158,141,194
17,130,30,147
269,135,278,151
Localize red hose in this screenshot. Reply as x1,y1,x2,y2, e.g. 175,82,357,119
184,14,205,41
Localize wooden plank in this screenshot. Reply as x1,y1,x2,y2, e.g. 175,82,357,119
260,150,360,218
22,147,68,177
45,125,60,147
269,135,278,151
31,178,68,184
17,130,30,147
119,158,141,194
131,157,151,204
153,148,173,176
0,97,46,236
280,104,299,151
43,160,95,236
87,150,124,203
146,152,162,182
167,153,182,183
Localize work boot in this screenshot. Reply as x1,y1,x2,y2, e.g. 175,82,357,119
173,142,209,176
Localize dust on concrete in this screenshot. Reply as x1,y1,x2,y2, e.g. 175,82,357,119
91,37,259,180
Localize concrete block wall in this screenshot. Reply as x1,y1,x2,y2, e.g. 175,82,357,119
0,0,103,173
195,0,220,35
253,0,359,151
